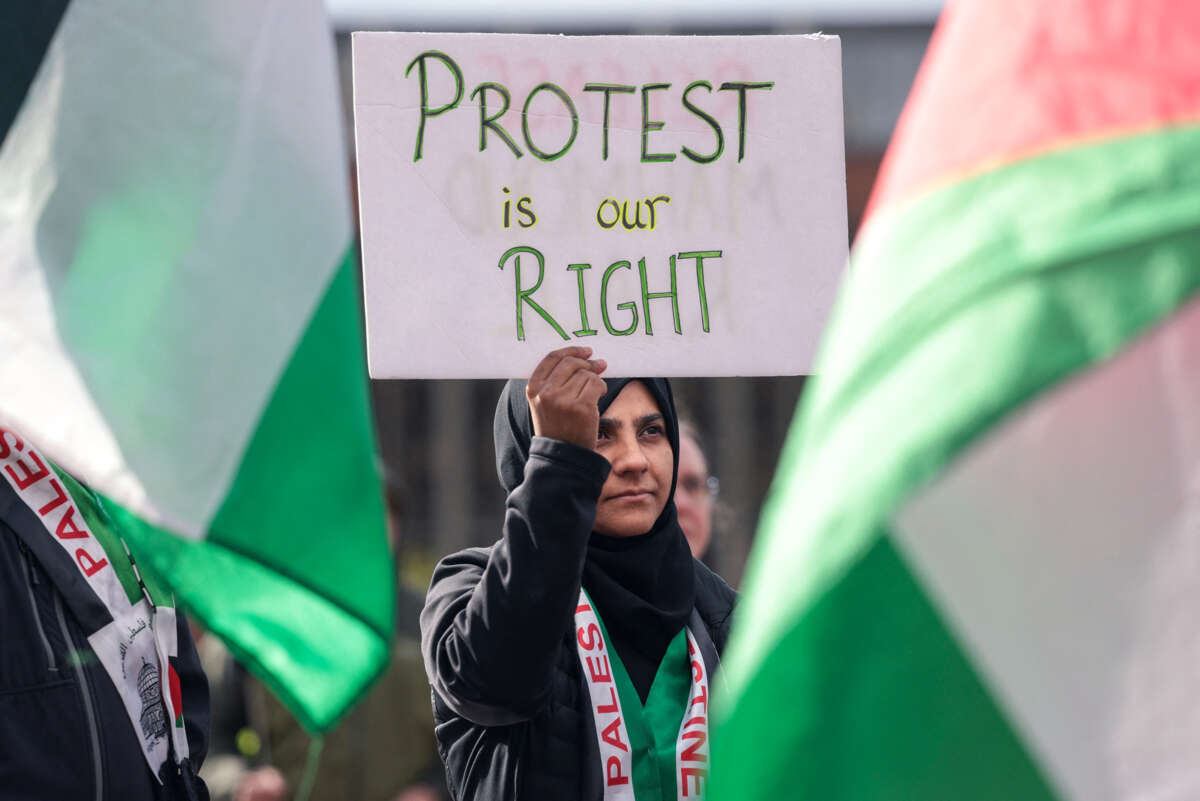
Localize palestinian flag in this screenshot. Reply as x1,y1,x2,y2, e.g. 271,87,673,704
711,2,1200,800
0,0,392,732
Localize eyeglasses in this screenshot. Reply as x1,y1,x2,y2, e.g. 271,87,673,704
679,474,720,499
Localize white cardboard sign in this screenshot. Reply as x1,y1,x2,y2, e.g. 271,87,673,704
352,33,847,378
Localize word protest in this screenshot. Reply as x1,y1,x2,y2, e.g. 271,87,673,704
352,33,847,377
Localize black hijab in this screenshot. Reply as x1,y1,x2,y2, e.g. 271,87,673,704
494,377,696,703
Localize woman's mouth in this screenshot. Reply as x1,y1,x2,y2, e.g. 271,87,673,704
608,490,652,502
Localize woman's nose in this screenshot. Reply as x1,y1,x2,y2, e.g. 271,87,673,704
611,435,649,472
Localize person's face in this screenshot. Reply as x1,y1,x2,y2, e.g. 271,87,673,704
592,382,674,538
676,432,713,558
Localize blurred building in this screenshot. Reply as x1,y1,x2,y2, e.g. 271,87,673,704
332,1,939,586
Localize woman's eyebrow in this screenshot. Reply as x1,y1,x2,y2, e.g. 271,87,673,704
597,413,663,430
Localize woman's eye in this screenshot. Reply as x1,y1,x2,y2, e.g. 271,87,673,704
640,424,664,437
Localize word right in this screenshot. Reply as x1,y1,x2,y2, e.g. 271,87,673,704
498,245,722,341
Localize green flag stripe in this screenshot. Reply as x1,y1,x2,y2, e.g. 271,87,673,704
103,502,388,733
710,535,1060,801
208,247,392,641
809,120,1200,442
722,121,1200,699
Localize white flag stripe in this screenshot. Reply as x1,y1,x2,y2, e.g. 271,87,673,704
0,0,351,537
0,37,155,523
894,295,1200,801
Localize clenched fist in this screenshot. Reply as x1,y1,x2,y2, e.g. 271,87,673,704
526,346,608,449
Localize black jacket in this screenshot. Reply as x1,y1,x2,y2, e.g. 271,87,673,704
0,481,210,800
421,438,737,801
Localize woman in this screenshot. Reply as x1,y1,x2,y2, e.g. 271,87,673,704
421,346,737,801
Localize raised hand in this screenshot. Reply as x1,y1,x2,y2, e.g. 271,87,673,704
526,346,608,449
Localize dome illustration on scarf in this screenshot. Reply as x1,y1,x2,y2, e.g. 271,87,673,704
138,658,168,742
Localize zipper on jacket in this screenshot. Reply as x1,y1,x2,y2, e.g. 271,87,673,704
54,591,104,801
18,539,58,673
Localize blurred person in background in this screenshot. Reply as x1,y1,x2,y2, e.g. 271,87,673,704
675,420,719,561
421,346,736,801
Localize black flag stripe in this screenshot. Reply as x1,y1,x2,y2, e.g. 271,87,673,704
0,0,72,149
